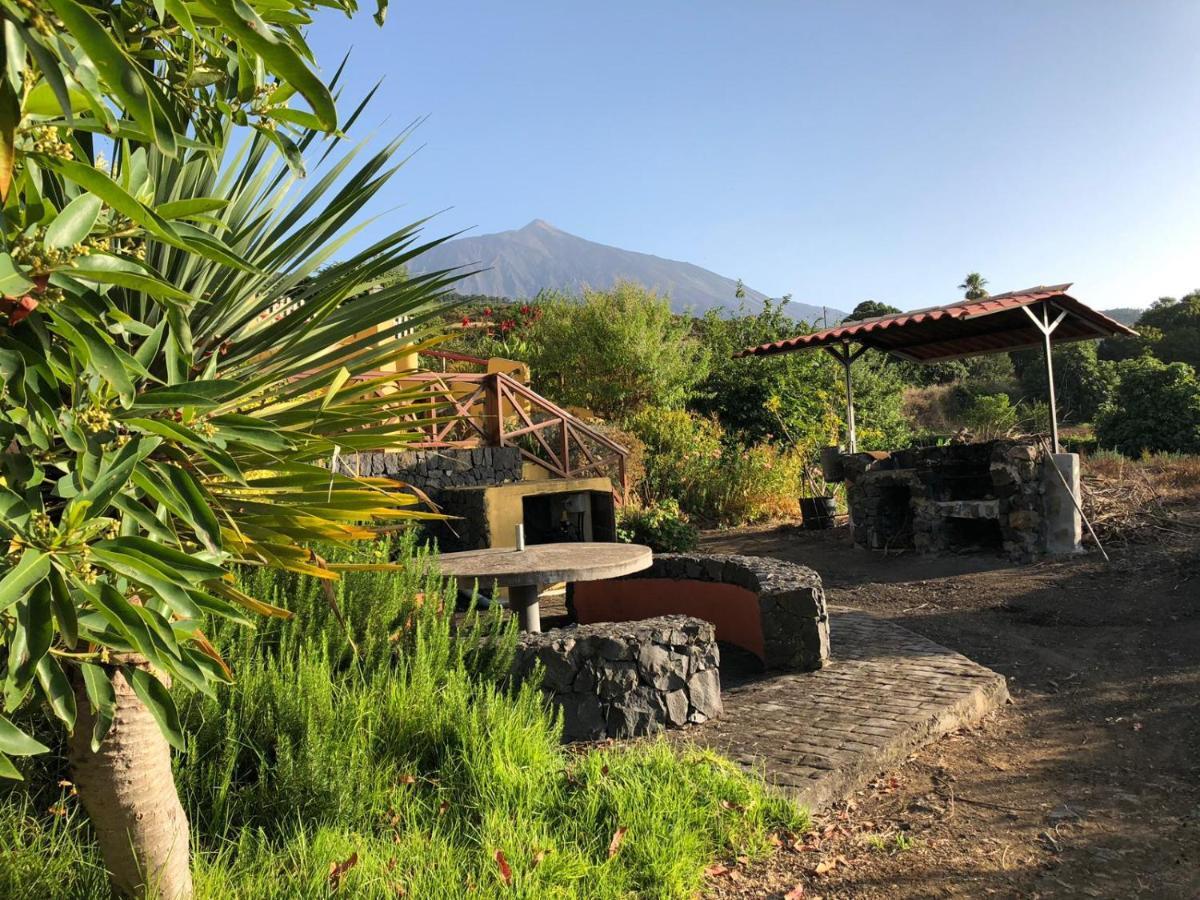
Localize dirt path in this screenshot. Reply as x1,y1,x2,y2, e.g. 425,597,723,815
699,523,1200,899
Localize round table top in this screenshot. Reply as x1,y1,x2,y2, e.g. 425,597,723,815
437,542,652,587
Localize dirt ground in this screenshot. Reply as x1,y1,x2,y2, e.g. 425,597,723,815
697,521,1200,899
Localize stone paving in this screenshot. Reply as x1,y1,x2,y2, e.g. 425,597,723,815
679,607,1009,812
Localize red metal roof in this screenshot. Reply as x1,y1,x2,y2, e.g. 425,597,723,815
734,284,1137,363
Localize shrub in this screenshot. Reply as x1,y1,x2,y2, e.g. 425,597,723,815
522,283,710,419
704,443,814,526
625,407,724,512
960,393,1018,439
1096,357,1200,456
0,535,806,899
625,407,822,526
617,499,700,552
691,299,840,449
1016,342,1118,423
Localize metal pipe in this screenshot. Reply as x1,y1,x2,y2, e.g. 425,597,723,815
1042,303,1060,453
842,342,857,453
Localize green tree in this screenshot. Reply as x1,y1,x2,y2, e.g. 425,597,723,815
691,298,839,448
1096,357,1200,456
844,300,900,321
959,273,989,300
1017,342,1118,423
523,283,709,420
0,3,450,896
1132,292,1200,370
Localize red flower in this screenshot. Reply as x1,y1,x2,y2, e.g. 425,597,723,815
461,316,471,326
483,307,493,317
501,319,514,332
520,304,531,315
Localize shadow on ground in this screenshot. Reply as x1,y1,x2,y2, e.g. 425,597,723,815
701,522,1200,899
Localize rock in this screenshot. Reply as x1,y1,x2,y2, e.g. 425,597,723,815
665,689,689,726
688,667,723,720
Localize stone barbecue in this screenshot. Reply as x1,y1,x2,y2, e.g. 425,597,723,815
510,616,722,741
833,438,1081,562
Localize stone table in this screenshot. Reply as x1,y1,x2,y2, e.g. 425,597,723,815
437,542,652,632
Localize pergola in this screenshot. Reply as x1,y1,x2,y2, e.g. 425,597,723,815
734,284,1137,453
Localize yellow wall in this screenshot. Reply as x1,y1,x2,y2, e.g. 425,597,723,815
483,477,613,548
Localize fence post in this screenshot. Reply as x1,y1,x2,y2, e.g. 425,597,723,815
482,373,503,446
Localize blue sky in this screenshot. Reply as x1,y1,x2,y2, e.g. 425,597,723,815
306,1,1200,312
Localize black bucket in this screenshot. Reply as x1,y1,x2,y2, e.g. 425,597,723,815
800,496,837,530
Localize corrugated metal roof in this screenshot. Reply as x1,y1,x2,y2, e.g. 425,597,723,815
734,284,1138,362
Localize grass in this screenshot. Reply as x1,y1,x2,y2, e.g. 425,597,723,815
866,832,916,854
1,533,805,898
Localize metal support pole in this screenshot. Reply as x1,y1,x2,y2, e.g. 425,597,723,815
842,346,857,453
1041,307,1060,454
1022,302,1068,454
824,343,867,454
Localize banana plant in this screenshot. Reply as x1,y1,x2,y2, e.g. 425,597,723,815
0,85,463,900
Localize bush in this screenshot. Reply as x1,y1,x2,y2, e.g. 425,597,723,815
521,283,710,420
690,300,840,450
1016,342,1118,424
617,499,700,552
704,443,815,526
625,407,724,512
1096,357,1200,456
625,407,823,526
960,393,1018,439
0,534,805,899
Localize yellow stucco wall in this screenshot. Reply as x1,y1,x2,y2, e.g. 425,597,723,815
483,477,614,548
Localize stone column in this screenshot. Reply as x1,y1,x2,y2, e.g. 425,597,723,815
1042,452,1082,555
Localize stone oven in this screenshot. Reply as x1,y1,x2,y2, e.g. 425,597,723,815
834,439,1081,562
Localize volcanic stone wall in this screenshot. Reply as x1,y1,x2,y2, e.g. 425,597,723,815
344,447,523,497
510,616,722,742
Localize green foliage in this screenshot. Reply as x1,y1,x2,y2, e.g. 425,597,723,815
844,300,900,321
0,0,380,169
690,299,840,449
1096,357,1200,456
1132,292,1200,370
1016,342,1117,423
617,499,699,553
625,407,724,512
958,273,989,300
0,75,457,763
0,538,806,899
625,407,820,526
522,283,710,419
450,297,544,362
959,393,1018,439
841,353,913,451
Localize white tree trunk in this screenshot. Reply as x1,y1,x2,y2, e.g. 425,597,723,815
68,666,193,899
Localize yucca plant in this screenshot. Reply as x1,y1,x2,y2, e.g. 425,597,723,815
0,2,461,896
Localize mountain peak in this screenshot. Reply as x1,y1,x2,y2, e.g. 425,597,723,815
409,221,842,322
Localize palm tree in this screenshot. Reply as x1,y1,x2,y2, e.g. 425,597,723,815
959,273,990,300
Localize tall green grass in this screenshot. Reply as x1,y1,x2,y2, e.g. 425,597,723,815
1,533,805,899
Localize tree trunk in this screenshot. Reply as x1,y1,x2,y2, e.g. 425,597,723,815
68,665,193,900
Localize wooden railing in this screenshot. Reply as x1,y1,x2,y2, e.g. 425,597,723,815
398,372,629,502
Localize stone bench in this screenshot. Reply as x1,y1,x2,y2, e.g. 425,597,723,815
569,553,829,671
510,615,722,741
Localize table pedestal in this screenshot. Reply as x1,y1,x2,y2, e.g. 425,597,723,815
510,583,542,633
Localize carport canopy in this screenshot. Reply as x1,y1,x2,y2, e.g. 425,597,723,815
734,284,1137,453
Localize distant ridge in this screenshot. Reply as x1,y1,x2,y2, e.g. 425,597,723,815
1099,307,1142,327
409,220,841,323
